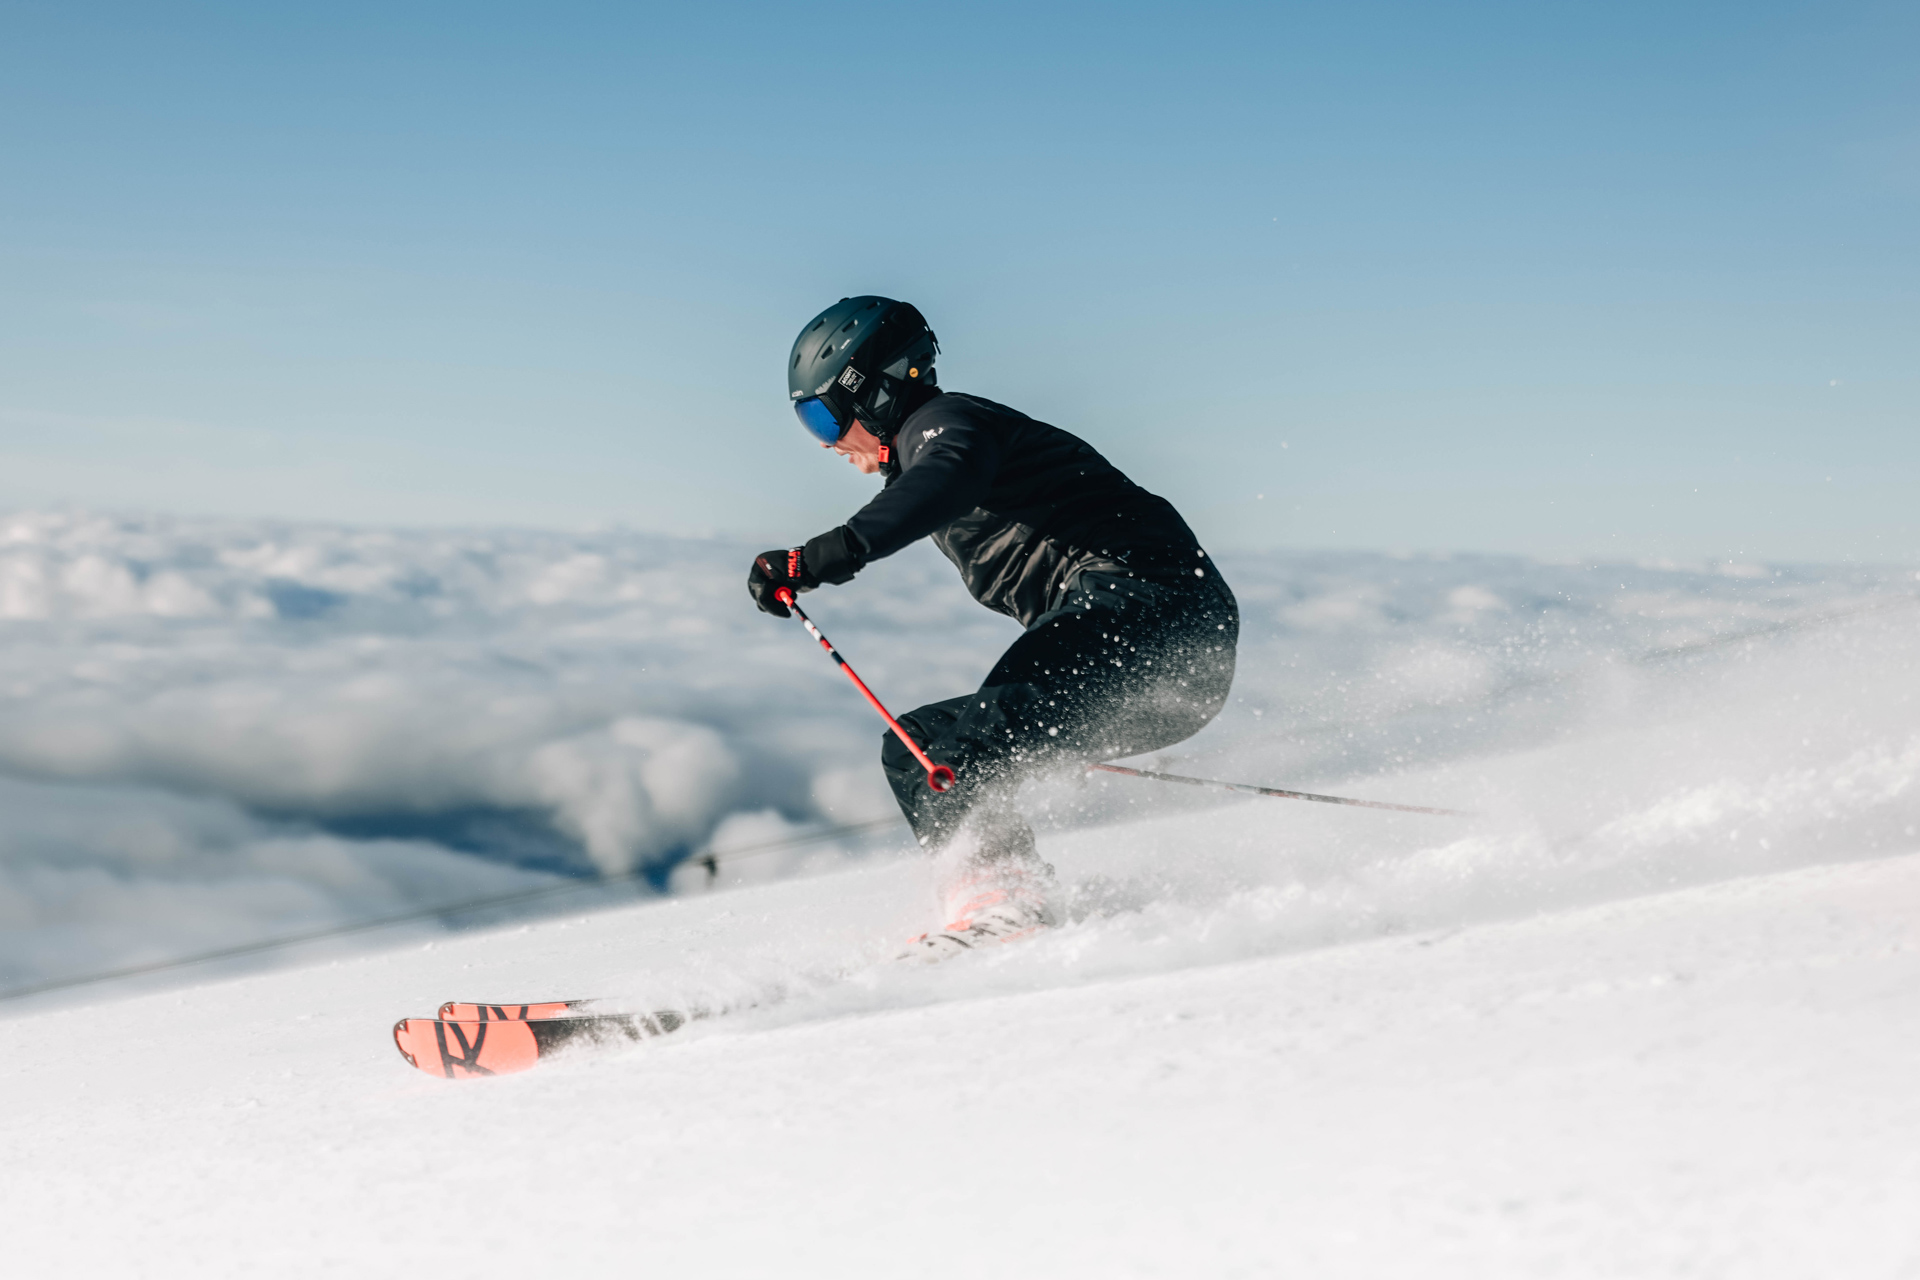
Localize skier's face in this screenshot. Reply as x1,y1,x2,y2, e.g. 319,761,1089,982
825,419,884,475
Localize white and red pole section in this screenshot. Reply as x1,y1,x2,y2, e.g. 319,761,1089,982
775,588,956,793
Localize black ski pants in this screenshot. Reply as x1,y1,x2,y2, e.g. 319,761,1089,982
882,569,1238,848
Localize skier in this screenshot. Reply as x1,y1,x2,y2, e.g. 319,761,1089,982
750,296,1238,956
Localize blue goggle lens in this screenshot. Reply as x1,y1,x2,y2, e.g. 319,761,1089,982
793,397,846,444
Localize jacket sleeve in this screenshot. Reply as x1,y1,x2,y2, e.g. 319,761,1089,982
841,417,1002,562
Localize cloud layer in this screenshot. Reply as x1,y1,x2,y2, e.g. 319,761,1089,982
1,508,1911,990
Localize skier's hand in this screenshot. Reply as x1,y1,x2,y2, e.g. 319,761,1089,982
750,529,866,617
749,548,817,617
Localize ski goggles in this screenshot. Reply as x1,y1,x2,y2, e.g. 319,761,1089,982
793,395,850,444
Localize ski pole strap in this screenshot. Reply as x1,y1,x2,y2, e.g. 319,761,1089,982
1088,763,1472,816
775,589,955,793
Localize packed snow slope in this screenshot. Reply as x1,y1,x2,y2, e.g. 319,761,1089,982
2,508,1918,1274
3,843,1918,1276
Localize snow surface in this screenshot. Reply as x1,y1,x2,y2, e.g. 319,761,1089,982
3,508,1919,1274
4,846,1918,1275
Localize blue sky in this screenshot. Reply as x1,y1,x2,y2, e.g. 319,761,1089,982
1,0,1914,562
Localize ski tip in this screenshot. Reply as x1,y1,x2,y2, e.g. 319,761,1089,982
392,1018,419,1069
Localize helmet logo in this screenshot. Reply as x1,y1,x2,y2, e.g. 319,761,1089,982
838,367,865,393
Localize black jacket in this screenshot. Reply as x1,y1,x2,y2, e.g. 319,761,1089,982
814,393,1210,628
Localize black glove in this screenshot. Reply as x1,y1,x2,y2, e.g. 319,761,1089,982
748,527,867,617
749,547,816,617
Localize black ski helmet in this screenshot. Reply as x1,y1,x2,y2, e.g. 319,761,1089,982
788,296,938,444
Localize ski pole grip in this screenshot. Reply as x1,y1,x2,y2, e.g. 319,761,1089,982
774,586,795,608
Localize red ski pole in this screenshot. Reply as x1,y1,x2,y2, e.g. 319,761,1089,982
775,588,955,793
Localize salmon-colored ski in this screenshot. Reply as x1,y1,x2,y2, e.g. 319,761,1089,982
391,1009,698,1079
392,1016,546,1078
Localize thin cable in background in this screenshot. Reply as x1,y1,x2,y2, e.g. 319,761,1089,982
0,815,906,1004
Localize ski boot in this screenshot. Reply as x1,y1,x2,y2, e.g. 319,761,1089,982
899,811,1059,962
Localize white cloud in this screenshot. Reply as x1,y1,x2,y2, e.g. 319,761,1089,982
0,509,1913,990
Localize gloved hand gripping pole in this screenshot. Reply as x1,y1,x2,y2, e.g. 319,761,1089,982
774,588,955,793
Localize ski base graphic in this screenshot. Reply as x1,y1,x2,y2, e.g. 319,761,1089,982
393,1008,691,1079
